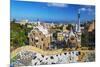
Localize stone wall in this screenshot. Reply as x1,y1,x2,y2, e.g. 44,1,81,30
11,46,95,66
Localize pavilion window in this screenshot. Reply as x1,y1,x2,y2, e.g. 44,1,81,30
35,40,38,42
41,38,43,41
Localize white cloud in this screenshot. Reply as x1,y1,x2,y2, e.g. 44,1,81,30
79,8,86,11
47,3,68,7
79,7,93,12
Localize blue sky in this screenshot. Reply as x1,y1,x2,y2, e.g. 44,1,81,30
11,0,95,22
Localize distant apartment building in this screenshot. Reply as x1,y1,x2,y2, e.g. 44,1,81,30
27,24,33,28
19,20,28,25
62,25,69,32
88,21,95,32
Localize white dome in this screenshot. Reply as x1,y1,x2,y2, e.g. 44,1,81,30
35,25,49,35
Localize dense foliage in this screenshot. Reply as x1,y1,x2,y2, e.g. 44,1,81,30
81,21,95,49
10,21,32,49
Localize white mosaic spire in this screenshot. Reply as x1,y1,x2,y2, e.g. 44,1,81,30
78,11,81,32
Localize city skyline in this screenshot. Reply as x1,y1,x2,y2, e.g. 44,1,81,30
11,0,95,22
